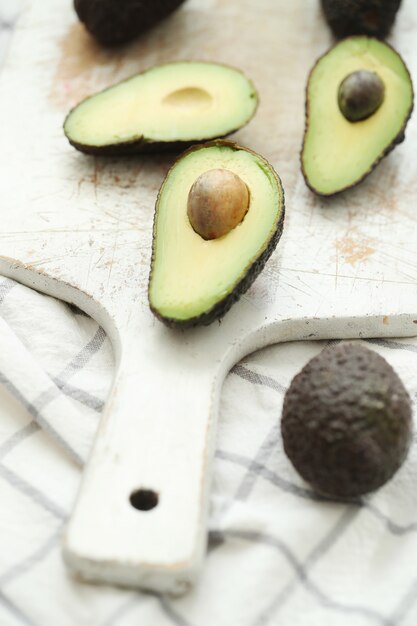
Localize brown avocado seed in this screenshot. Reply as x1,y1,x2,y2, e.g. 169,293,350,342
187,169,250,240
338,70,385,122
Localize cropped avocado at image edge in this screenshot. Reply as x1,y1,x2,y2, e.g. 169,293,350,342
321,0,402,39
74,0,187,46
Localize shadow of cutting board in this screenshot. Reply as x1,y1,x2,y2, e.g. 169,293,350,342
1,0,417,594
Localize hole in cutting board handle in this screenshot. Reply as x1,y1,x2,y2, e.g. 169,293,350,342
129,488,159,511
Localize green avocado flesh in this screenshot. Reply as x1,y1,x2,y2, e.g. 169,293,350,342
148,142,285,327
64,62,258,154
302,37,413,196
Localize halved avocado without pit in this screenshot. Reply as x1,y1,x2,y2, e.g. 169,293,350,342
64,62,258,155
301,37,414,196
148,141,285,328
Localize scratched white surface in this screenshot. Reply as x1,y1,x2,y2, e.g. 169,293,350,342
1,0,417,593
0,0,416,324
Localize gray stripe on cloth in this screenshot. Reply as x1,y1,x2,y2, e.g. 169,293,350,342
0,422,40,462
0,372,82,465
216,449,321,501
26,411,82,466
0,368,51,419
215,364,288,521
219,449,417,537
0,324,106,464
250,507,387,626
103,597,142,626
232,364,286,394
215,423,282,523
51,377,104,413
0,464,67,520
0,373,54,430
214,524,388,625
31,387,60,413
0,590,38,626
32,326,107,414
54,326,106,382
19,326,108,441
234,423,282,502
388,575,417,626
0,20,15,31
224,366,286,506
208,529,225,551
364,501,417,536
0,527,63,587
158,597,194,626
0,279,15,304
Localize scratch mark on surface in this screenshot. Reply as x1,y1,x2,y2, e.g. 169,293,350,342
106,230,120,291
279,267,416,286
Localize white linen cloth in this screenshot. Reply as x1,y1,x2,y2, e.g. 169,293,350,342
1,280,417,626
2,4,417,626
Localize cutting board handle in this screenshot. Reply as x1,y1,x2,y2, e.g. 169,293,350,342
64,322,220,595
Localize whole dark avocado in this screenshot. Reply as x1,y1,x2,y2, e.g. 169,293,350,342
321,0,402,39
281,343,412,499
74,0,186,46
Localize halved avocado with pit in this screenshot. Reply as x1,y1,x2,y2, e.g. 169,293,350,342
149,141,285,328
64,62,258,155
301,37,414,196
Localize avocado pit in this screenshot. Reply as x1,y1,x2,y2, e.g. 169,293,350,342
163,87,213,110
187,168,250,240
338,70,385,122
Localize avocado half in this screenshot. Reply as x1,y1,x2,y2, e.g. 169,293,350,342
64,62,258,155
74,0,186,47
281,343,412,499
321,0,402,39
301,37,413,196
148,141,285,328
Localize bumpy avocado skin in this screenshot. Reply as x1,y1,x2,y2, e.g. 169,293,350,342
74,0,186,46
321,0,402,39
148,141,285,329
281,343,412,499
301,37,414,197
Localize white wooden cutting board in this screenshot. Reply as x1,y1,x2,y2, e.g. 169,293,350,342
1,0,417,595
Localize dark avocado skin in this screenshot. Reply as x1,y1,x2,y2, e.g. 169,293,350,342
148,141,285,329
301,37,414,197
321,0,402,39
281,343,412,499
74,0,186,47
66,132,244,157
